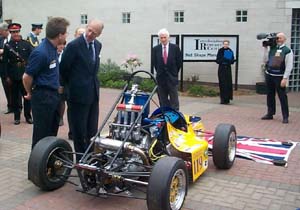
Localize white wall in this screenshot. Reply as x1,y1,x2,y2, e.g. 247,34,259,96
2,0,294,85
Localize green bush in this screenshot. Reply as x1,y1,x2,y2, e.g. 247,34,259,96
99,59,122,72
187,85,219,97
139,78,156,92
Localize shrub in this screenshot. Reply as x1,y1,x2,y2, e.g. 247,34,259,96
99,59,122,72
187,85,219,97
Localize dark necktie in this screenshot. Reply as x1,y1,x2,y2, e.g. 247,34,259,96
89,42,94,61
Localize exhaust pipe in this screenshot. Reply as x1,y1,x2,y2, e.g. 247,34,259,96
95,137,150,166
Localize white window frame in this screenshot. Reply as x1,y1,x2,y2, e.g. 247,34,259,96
174,10,184,23
122,12,131,24
236,10,248,22
80,14,88,25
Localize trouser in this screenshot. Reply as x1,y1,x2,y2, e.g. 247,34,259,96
1,75,13,110
68,100,99,161
157,82,179,111
12,79,31,120
66,101,73,138
31,87,60,149
218,65,233,103
265,74,289,119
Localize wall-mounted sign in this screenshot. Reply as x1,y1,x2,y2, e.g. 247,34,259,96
182,35,238,62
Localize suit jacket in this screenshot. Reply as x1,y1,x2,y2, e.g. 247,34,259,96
152,43,182,85
60,35,102,104
0,36,6,76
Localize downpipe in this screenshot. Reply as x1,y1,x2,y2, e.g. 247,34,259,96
95,137,150,166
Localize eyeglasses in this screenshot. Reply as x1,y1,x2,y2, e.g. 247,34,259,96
10,31,20,34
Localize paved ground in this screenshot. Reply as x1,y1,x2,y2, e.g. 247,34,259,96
0,86,299,210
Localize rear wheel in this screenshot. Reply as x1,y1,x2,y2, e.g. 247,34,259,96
212,124,237,169
28,136,73,191
147,156,188,210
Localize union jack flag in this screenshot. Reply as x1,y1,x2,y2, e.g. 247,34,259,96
202,132,297,167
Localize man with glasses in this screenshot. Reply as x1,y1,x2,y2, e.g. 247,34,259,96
23,17,70,148
3,23,33,125
60,19,104,161
261,32,294,124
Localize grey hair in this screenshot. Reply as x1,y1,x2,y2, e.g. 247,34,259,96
0,22,9,30
158,28,170,37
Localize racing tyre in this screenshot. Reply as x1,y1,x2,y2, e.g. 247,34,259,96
212,124,237,169
28,136,73,191
147,157,188,210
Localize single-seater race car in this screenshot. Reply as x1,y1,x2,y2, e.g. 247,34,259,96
28,70,237,210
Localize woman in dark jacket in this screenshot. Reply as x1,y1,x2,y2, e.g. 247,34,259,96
216,40,235,104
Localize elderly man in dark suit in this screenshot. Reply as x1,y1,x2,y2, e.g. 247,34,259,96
152,28,182,111
60,19,104,161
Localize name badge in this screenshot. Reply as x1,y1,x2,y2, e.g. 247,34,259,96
49,60,56,69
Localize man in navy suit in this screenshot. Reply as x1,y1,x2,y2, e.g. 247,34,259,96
60,19,104,161
152,28,182,111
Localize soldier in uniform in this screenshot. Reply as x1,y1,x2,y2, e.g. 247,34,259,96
26,24,43,48
3,23,33,125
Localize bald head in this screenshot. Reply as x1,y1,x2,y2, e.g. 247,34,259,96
276,32,287,45
85,19,104,42
74,27,85,38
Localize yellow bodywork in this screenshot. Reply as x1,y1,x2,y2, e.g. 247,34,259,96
166,115,208,182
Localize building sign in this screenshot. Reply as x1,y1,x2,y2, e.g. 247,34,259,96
182,35,238,61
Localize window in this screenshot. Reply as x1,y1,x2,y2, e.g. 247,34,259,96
80,14,88,24
236,10,248,22
174,11,184,23
122,12,131,24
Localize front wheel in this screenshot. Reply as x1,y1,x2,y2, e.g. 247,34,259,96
212,124,237,169
147,156,188,210
28,136,73,191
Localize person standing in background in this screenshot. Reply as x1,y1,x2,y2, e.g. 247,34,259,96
0,23,13,114
152,28,182,111
261,32,293,124
216,40,235,104
3,23,33,125
57,41,66,126
74,27,85,38
26,24,43,48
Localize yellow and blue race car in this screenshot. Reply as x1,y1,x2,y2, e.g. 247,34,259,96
28,71,237,210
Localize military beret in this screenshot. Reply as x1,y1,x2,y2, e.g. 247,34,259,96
8,23,22,31
32,24,43,29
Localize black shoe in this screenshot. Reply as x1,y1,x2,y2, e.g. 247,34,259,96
26,118,33,124
261,114,273,120
282,118,289,124
4,109,13,114
14,120,20,125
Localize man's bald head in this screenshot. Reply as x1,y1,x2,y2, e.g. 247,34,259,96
85,19,104,42
276,32,287,45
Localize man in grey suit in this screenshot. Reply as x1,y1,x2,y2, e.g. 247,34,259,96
60,19,104,161
152,28,182,111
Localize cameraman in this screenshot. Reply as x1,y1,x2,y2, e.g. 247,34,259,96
261,32,293,124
